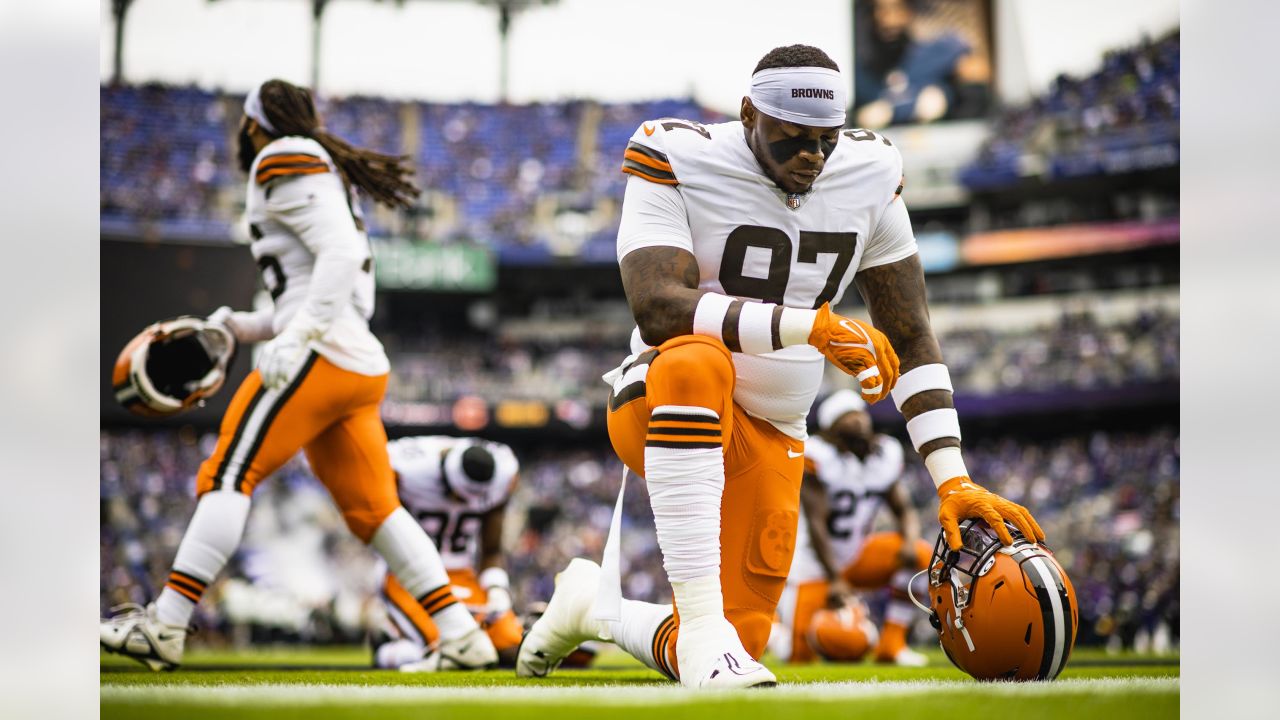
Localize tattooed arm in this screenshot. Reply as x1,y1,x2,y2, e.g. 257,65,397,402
855,253,1045,547
853,253,954,456
619,246,704,346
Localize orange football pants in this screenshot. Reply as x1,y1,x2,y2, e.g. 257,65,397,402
382,568,524,652
607,335,804,679
784,531,932,663
195,352,400,542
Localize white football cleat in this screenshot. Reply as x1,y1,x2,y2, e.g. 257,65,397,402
399,626,498,672
879,646,929,667
677,615,776,689
99,603,186,671
515,558,604,678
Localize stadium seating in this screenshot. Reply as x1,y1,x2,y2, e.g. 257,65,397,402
960,31,1180,190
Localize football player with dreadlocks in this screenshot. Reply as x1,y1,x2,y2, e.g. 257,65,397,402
101,79,497,672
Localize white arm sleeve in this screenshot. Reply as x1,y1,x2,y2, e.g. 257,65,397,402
858,197,919,271
616,175,694,261
227,307,275,343
267,175,367,335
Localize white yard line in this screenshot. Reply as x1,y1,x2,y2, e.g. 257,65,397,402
103,677,1179,706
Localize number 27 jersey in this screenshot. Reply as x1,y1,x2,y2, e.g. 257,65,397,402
616,119,918,439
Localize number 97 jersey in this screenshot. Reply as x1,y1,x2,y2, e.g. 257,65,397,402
616,119,919,440
386,435,519,571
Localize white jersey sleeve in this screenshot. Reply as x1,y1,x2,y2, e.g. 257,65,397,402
265,169,369,335
863,434,906,494
616,120,694,260
856,142,917,271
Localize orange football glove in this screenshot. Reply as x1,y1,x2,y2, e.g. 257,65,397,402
807,303,900,403
936,477,1045,551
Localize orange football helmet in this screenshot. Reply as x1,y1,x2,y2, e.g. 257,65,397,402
916,518,1078,681
807,598,878,663
113,316,236,417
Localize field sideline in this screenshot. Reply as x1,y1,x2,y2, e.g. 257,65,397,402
101,646,1179,719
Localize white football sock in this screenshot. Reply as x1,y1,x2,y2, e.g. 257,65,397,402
643,428,725,582
154,492,251,627
370,507,477,641
607,599,675,676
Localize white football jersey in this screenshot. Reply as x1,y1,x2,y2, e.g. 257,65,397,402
387,436,519,571
790,433,905,583
615,119,917,439
246,136,388,376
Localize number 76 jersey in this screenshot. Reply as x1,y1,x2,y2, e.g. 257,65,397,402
616,119,918,439
386,435,519,571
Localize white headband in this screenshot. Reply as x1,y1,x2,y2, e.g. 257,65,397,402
749,66,847,127
243,83,277,134
817,389,867,431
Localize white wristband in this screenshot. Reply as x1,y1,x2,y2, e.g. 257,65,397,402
905,408,961,452
478,566,510,590
891,363,954,412
692,292,817,355
924,446,970,488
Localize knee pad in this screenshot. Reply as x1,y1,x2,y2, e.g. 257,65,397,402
648,336,735,415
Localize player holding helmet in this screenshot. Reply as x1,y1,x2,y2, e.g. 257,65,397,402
101,79,497,672
519,45,1042,689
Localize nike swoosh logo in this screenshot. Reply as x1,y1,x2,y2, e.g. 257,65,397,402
156,632,182,642
787,449,803,458
643,123,655,136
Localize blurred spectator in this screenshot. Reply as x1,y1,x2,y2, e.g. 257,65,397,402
854,0,993,127
962,31,1179,189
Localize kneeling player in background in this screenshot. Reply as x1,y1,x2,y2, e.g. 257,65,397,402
370,436,525,670
771,389,931,665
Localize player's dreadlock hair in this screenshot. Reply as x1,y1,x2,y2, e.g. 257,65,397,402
256,79,420,210
753,45,840,74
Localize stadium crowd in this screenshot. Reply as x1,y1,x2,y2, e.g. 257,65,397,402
100,422,1178,654
382,305,1179,408
961,31,1179,190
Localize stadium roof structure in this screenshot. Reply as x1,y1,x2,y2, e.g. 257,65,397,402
108,0,560,98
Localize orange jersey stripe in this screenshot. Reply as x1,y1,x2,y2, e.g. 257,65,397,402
623,149,674,173
621,166,679,186
256,165,330,184
257,153,325,169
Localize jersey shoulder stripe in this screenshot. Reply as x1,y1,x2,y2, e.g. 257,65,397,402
255,152,330,185
622,141,678,185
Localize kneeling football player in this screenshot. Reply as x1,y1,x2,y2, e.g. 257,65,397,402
772,389,931,666
370,436,525,670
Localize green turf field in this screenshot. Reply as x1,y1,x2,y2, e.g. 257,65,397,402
101,646,1179,719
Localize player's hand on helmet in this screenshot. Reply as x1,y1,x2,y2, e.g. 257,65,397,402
257,325,311,391
936,477,1045,551
808,303,899,403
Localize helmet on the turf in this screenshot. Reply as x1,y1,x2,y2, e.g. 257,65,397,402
807,598,877,662
113,316,237,417
915,518,1078,681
